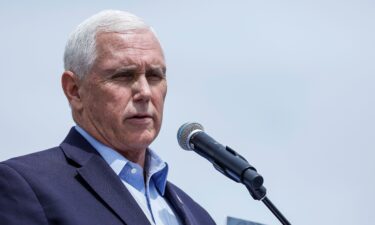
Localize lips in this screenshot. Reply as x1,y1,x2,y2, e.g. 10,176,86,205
126,113,153,125
129,113,152,119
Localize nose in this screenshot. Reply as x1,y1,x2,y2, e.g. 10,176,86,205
132,75,151,102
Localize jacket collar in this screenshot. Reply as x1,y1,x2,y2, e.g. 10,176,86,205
165,182,200,225
60,127,151,225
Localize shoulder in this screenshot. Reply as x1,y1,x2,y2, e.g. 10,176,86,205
0,146,71,186
0,150,58,225
2,147,64,171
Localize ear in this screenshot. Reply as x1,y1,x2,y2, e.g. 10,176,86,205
61,71,83,112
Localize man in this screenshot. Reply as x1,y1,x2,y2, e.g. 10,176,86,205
0,10,216,225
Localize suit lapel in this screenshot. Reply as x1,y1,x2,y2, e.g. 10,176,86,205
60,128,151,225
164,182,197,225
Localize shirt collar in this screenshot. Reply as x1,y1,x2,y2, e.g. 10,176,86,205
74,125,169,195
146,148,169,196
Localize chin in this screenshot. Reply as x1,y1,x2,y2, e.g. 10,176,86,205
128,132,156,148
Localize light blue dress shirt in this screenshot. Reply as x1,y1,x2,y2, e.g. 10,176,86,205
75,126,181,225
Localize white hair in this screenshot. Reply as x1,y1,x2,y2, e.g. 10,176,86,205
63,10,153,79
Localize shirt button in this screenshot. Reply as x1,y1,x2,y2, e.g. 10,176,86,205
130,168,137,174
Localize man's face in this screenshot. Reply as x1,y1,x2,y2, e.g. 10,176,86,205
77,29,167,154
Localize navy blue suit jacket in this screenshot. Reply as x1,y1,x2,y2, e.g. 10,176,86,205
0,128,216,225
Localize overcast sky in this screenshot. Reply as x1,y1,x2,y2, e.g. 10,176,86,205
1,1,374,225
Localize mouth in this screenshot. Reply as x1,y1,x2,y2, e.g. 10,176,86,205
126,114,153,125
130,113,152,119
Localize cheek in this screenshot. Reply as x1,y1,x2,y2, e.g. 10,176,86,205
153,86,167,111
89,87,130,119
109,93,133,118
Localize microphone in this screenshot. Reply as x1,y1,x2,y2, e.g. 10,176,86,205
177,122,266,200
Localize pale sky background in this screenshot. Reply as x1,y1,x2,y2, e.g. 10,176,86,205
1,1,374,225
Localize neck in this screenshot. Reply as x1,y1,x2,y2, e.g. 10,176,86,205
74,119,148,169
117,148,147,169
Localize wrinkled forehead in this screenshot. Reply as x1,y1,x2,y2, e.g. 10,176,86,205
90,29,165,74
95,29,164,56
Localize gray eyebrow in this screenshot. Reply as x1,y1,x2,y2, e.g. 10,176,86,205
103,64,166,77
148,65,166,75
107,65,138,75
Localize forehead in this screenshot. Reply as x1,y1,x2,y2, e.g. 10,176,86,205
95,29,164,62
90,30,165,76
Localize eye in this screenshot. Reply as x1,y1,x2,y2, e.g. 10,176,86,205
111,70,135,81
146,69,166,82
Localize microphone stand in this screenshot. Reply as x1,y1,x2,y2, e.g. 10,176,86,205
242,163,291,225
261,196,291,225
